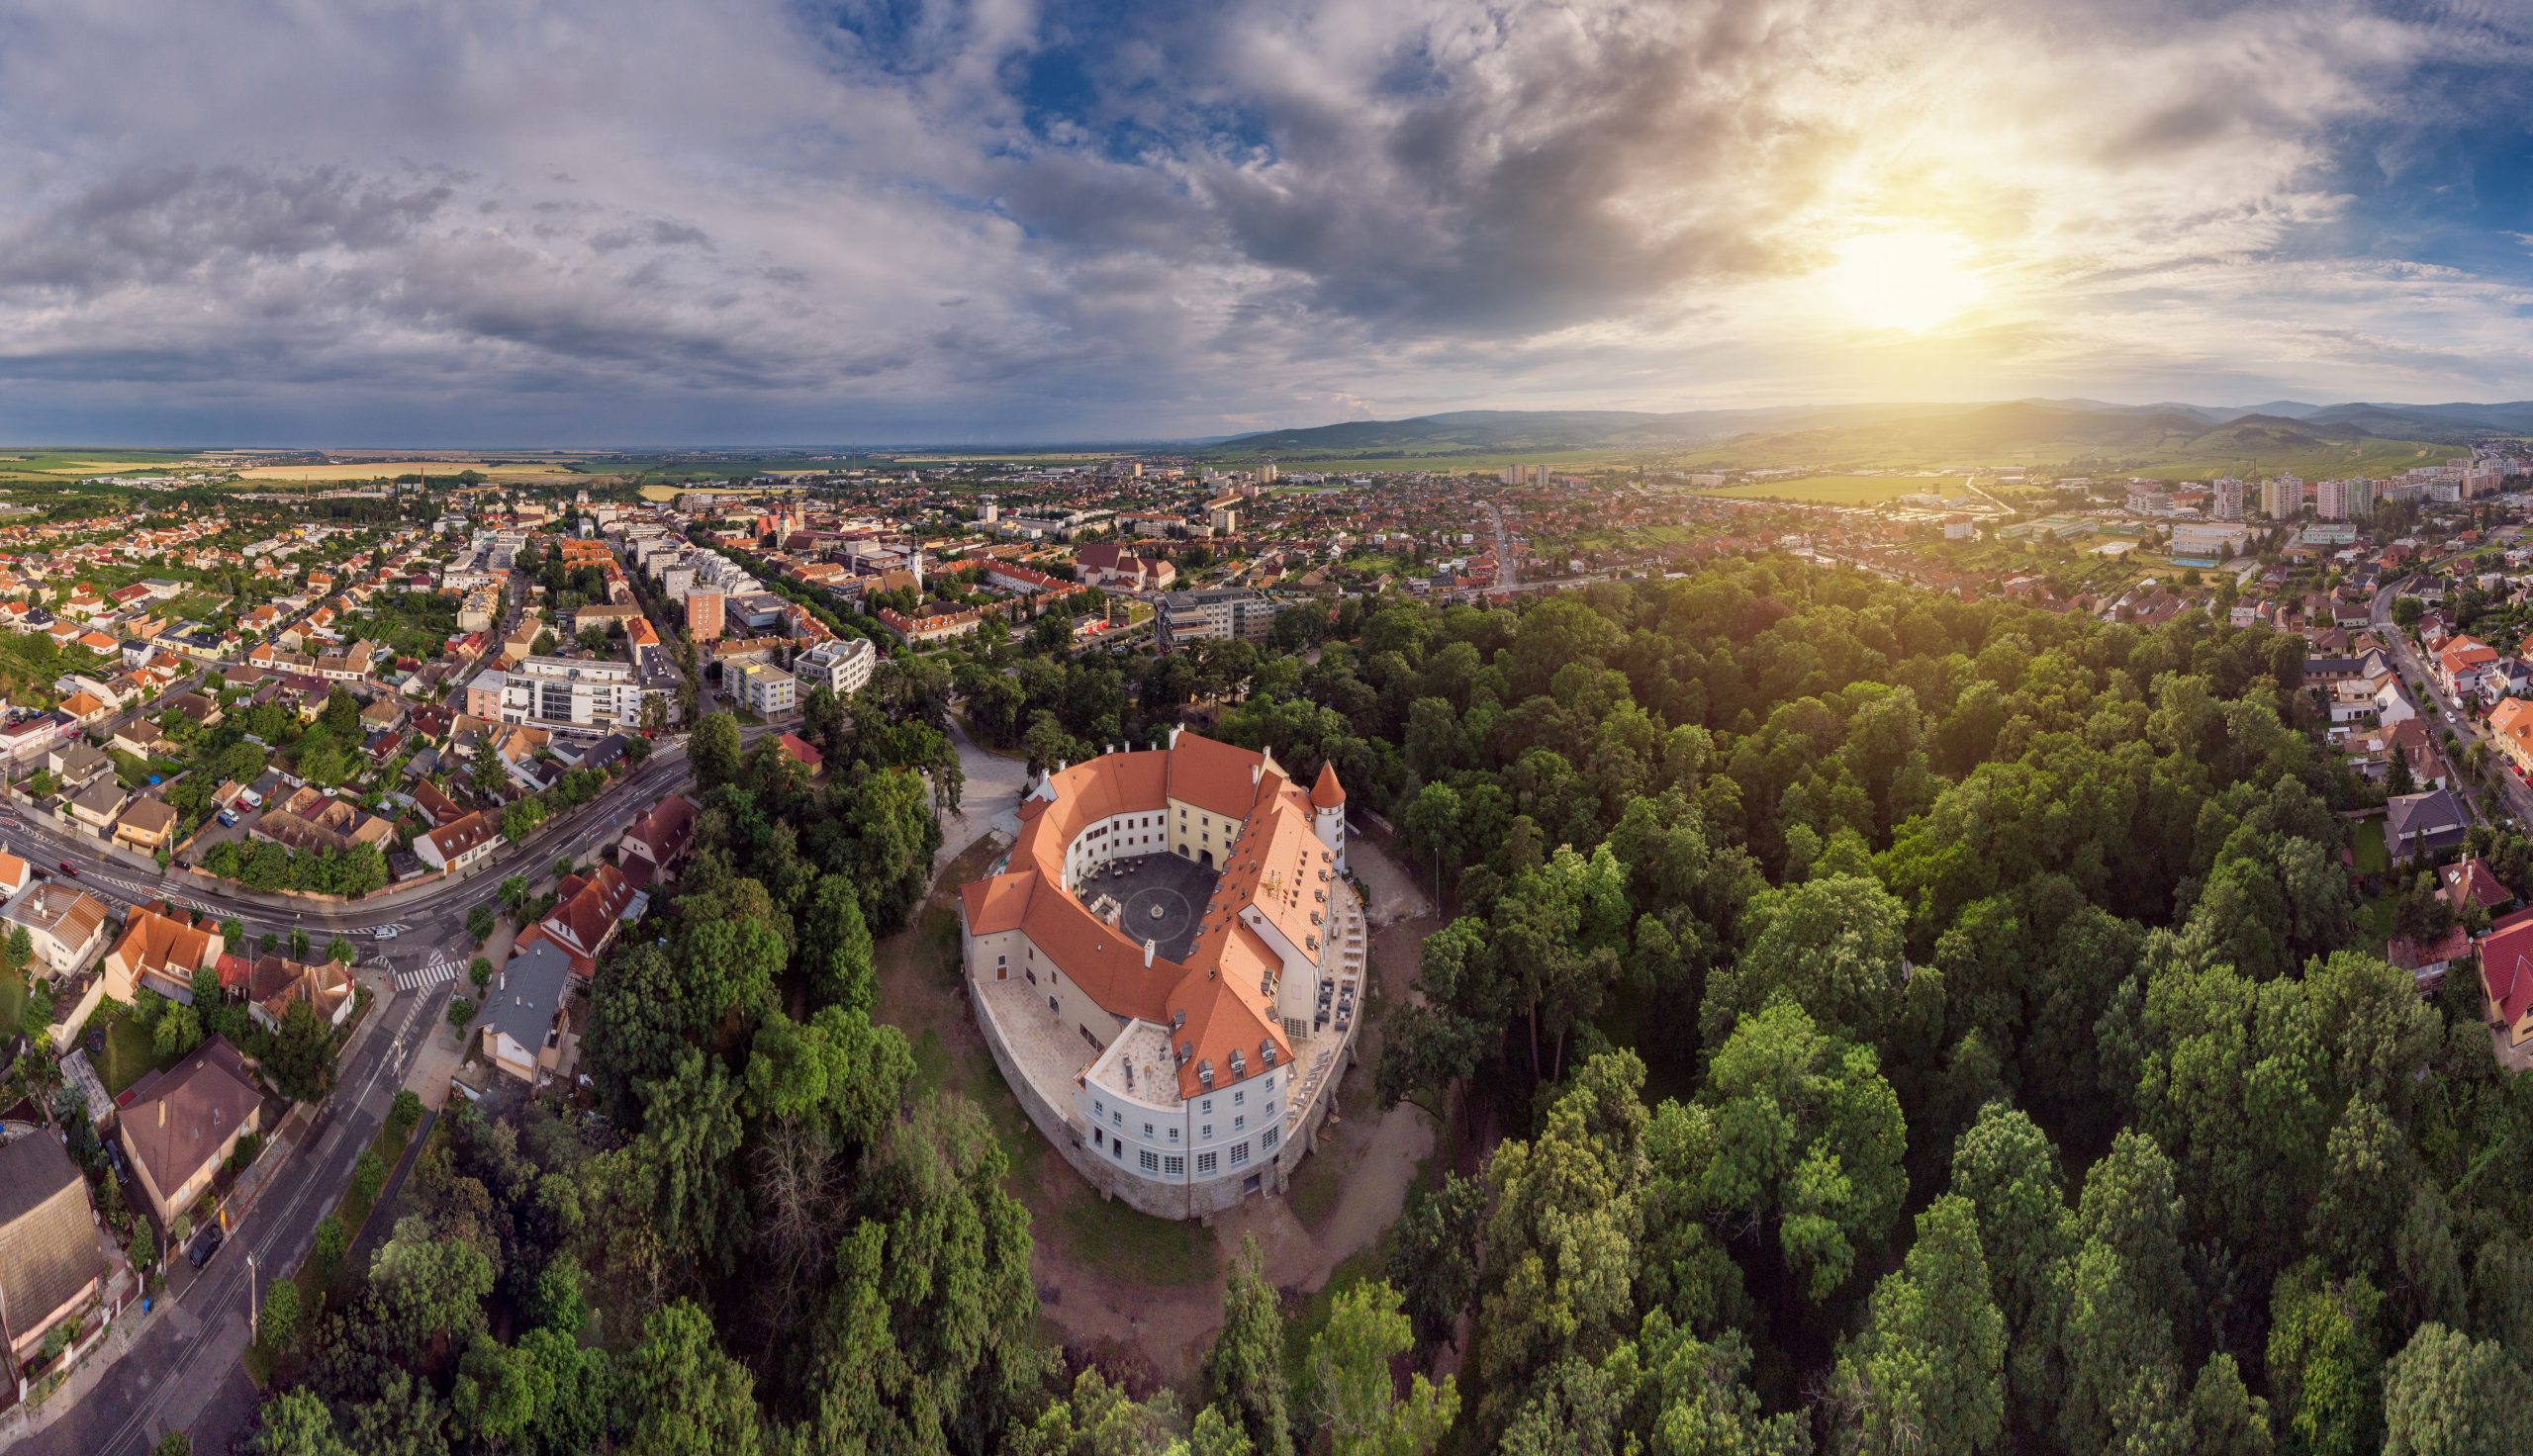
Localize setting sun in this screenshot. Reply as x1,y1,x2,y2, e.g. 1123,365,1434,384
1823,228,1985,331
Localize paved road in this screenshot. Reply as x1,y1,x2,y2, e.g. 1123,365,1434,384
0,736,699,949
1483,500,1517,590
2371,575,2533,826
18,973,453,1456
7,718,771,1447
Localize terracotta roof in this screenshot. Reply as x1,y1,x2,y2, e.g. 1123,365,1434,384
960,732,1340,1099
122,1037,260,1204
11,883,108,954
425,809,499,862
244,955,352,1025
777,732,823,769
2492,698,2533,762
543,863,635,969
622,794,696,864
411,779,466,827
108,904,217,980
2442,857,2513,914
1310,761,1346,808
2438,636,2498,675
1163,733,1266,820
2485,919,2533,1028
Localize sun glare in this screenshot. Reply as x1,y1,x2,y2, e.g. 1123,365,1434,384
1823,228,1984,332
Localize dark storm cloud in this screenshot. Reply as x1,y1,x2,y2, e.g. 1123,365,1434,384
0,166,454,295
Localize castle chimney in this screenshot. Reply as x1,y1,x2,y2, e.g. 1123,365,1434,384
1143,939,1156,967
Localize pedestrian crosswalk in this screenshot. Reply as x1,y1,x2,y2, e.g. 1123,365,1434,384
95,872,213,914
394,949,464,992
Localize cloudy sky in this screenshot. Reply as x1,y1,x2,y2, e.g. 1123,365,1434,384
3,0,2531,444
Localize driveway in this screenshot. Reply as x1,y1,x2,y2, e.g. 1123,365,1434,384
936,716,1027,871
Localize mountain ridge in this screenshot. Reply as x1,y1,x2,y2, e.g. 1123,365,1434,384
1205,398,2531,458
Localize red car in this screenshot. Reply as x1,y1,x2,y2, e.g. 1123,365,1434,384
56,861,76,876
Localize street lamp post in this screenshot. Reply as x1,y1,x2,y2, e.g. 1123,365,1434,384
245,1249,259,1341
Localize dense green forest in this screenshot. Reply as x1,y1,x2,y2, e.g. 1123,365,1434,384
245,558,2533,1455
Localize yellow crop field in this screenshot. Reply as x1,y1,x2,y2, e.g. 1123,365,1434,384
235,459,581,481
20,459,198,476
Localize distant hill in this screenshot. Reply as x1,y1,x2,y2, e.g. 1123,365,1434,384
1207,403,1988,456
1207,396,2531,469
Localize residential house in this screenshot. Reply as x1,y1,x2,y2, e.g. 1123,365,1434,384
532,863,638,977
118,1037,262,1227
251,787,392,857
0,1136,107,1393
2480,915,2533,1047
3,881,111,978
103,905,224,1005
776,732,823,775
109,721,165,760
2490,697,2533,777
2387,789,2472,862
166,690,221,728
2435,635,2499,698
2374,676,2420,729
0,851,32,899
65,779,128,835
0,712,75,769
477,936,577,1088
418,809,501,874
2441,858,2514,917
616,794,696,888
113,797,178,856
2391,923,2472,991
235,955,355,1031
410,779,467,829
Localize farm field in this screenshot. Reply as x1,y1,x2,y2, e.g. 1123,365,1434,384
1714,473,1974,503
235,459,583,481
0,450,204,478
636,483,810,501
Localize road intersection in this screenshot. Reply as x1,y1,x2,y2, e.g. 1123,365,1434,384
0,721,776,1452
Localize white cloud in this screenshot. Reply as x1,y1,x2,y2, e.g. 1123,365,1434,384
0,0,2520,440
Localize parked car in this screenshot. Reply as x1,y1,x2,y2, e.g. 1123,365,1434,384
187,1224,223,1269
216,809,238,828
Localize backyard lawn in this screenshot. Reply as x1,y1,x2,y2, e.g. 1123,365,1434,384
92,1009,181,1097
2353,817,2391,875
0,973,24,1041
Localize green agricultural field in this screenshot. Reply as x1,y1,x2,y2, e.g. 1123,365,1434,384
0,449,202,481
1247,450,1626,475
1713,474,1973,504
2116,436,2453,484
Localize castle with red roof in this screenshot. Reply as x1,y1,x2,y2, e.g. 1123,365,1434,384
959,730,1362,1218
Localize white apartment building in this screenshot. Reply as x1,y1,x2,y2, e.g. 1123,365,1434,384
500,656,640,732
1156,589,1276,651
735,661,797,717
793,637,876,697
